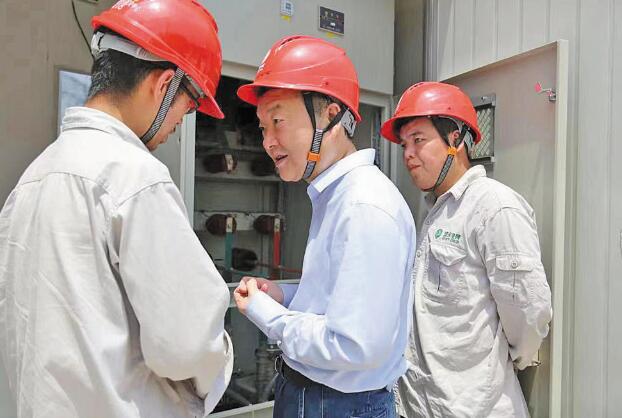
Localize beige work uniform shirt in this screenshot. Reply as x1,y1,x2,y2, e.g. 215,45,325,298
396,165,552,418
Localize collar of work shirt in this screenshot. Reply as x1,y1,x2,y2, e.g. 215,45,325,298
423,165,487,218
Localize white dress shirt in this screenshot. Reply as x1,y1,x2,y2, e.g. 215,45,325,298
0,107,232,418
396,165,552,418
246,149,416,393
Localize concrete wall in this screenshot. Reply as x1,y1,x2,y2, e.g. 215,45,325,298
424,1,622,417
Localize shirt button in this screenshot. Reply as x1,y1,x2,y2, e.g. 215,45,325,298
425,220,431,225
416,250,422,258
511,260,519,269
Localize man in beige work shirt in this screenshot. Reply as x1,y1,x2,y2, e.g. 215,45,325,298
381,82,552,417
0,1,232,417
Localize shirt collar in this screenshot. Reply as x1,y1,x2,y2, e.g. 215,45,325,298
60,107,149,152
425,164,487,208
307,149,376,200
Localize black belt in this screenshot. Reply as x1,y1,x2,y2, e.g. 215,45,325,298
274,355,318,388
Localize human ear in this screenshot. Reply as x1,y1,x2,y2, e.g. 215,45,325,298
326,102,342,122
448,130,461,147
154,69,176,99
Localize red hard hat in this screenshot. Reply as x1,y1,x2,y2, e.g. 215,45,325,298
92,0,224,118
237,36,361,121
381,82,481,144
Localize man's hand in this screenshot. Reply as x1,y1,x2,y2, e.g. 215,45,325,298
233,278,259,316
246,276,284,304
234,276,284,315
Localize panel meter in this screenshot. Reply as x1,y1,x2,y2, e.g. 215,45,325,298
319,6,344,35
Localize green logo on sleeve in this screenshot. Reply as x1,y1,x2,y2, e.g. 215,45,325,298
435,229,443,239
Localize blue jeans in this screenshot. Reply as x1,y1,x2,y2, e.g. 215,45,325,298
273,374,397,418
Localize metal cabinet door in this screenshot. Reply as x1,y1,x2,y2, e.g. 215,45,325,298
444,41,569,418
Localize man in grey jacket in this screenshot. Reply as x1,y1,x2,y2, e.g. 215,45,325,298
381,82,552,417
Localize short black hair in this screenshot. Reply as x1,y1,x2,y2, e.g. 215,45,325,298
393,116,458,144
87,29,176,101
392,116,413,141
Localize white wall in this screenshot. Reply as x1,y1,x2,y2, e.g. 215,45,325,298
425,1,622,417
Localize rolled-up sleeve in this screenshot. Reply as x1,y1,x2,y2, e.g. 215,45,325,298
246,203,408,371
477,206,553,370
108,181,232,410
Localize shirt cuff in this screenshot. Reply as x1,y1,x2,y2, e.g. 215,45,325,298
278,283,299,308
246,291,289,340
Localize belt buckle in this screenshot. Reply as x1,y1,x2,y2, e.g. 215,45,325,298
274,355,283,374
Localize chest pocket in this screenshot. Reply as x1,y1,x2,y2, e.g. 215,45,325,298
423,242,467,303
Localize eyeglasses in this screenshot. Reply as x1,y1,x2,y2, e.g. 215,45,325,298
179,80,202,114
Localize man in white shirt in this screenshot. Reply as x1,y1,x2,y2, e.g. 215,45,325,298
232,36,416,418
381,82,553,417
0,1,232,417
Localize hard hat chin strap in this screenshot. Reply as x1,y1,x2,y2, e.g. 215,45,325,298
91,31,185,146
424,122,470,193
140,67,185,144
300,92,357,180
